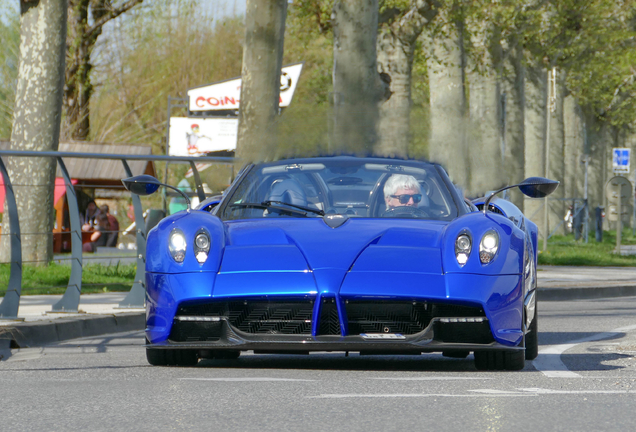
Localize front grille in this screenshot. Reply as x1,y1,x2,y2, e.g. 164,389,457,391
317,299,341,335
434,321,494,344
169,320,223,342
345,301,486,335
176,300,314,335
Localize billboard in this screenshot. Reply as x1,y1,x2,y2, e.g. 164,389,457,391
187,63,303,112
168,117,238,156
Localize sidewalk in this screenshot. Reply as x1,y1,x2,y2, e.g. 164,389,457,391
1,266,636,350
536,265,636,300
0,293,144,351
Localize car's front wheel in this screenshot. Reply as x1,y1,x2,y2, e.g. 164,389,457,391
473,349,525,371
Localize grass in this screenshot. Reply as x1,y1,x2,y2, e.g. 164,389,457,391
0,262,136,296
539,230,636,267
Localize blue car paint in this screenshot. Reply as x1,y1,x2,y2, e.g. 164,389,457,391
146,210,526,346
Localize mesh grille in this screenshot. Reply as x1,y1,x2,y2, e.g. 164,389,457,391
176,300,314,335
346,301,485,336
318,300,341,336
434,321,494,344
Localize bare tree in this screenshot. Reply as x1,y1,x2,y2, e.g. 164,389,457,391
331,0,389,155
236,0,287,164
0,0,67,266
64,0,143,140
375,0,438,157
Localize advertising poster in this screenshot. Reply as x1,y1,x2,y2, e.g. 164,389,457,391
187,63,303,112
168,117,238,156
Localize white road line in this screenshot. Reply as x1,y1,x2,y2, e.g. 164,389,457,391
518,387,636,395
308,393,534,399
534,324,636,378
179,378,316,382
369,377,493,381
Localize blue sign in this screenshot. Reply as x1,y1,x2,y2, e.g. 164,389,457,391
613,148,631,174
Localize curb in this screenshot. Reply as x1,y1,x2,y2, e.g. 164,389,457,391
0,312,145,349
537,285,636,301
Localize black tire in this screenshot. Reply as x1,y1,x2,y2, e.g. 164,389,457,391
525,305,539,360
442,350,470,359
146,347,168,366
474,349,525,371
215,350,241,360
146,347,198,367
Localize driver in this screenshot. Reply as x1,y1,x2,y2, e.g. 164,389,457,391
384,174,424,210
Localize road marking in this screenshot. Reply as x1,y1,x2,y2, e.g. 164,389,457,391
518,387,636,395
179,378,316,382
308,393,534,399
534,324,636,378
369,377,493,381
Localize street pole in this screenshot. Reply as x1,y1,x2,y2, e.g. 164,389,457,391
617,183,622,252
583,155,589,243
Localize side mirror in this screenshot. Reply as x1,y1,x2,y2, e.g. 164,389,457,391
483,177,559,214
122,175,162,196
518,177,560,198
122,175,192,208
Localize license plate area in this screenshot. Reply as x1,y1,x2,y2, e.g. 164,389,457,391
360,333,406,340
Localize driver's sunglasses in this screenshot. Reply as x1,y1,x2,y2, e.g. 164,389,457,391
390,194,422,204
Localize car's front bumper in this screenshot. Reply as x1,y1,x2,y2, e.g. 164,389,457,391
146,316,523,354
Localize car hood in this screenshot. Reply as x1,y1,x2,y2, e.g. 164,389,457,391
221,218,446,274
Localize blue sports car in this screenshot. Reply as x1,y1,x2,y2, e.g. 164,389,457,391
123,156,558,370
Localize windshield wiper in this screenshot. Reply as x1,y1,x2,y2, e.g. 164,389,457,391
262,200,325,216
228,201,324,217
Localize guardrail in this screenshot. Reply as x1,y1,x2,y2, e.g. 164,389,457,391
0,150,234,320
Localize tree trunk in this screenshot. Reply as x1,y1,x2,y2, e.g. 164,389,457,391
236,0,287,164
467,27,504,196
332,0,386,155
63,0,92,140
375,1,438,157
523,65,547,229
426,21,469,190
547,71,566,235
376,28,413,157
63,0,144,141
0,0,67,266
501,38,525,209
583,110,608,228
563,95,585,207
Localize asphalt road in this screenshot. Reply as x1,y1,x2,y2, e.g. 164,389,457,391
2,297,636,431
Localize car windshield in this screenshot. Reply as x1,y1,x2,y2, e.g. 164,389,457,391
219,159,458,221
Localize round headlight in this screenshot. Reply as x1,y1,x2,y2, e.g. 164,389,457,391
169,230,186,263
479,230,499,264
193,230,211,264
455,232,472,267
195,233,210,249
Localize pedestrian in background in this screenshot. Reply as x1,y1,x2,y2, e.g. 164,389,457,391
100,204,120,247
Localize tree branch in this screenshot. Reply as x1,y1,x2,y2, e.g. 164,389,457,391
84,0,143,40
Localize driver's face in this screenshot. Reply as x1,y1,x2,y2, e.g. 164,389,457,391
386,187,419,208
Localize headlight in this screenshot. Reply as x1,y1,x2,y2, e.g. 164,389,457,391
194,230,211,264
479,230,499,264
169,230,186,263
455,232,472,266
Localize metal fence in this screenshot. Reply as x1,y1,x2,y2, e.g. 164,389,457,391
0,150,233,320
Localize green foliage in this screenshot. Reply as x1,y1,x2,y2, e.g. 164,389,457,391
0,10,19,139
0,262,137,296
539,231,636,266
